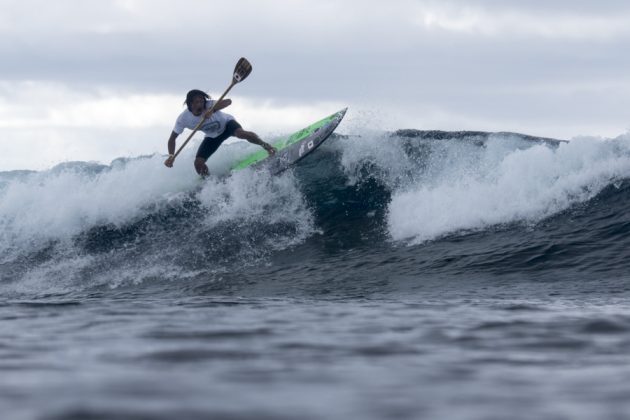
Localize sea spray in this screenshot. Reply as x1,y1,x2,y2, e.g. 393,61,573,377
386,136,630,243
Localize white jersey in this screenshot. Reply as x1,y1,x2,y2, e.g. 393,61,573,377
172,100,235,138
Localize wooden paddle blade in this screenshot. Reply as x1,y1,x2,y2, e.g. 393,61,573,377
233,57,252,83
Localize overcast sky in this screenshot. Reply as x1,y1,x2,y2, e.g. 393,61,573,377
1,0,629,170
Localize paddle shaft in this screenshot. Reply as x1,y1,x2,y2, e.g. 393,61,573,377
171,81,237,161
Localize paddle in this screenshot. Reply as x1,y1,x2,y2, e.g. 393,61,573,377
167,57,253,164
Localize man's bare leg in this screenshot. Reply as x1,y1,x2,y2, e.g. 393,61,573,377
234,128,276,155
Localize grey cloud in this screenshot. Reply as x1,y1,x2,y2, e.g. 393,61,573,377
1,0,628,138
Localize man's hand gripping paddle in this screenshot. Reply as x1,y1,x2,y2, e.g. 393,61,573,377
165,57,253,166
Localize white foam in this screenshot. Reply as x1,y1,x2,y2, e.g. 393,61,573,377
197,168,316,249
0,151,200,258
0,130,317,262
9,252,96,295
0,142,318,292
386,135,630,243
338,131,416,188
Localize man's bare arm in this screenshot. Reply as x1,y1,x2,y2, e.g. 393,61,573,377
164,131,179,167
204,99,231,118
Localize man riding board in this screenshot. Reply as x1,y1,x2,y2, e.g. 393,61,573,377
164,89,276,176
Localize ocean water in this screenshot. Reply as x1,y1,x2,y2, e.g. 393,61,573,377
1,129,630,420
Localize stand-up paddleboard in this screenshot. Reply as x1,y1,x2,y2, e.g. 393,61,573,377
231,108,347,174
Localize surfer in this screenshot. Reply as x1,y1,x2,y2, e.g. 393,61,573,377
164,89,276,176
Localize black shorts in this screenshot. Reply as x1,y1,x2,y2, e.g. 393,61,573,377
196,120,242,160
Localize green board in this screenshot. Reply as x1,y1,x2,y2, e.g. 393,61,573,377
231,108,347,173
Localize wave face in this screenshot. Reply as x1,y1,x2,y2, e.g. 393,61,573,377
2,130,630,296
